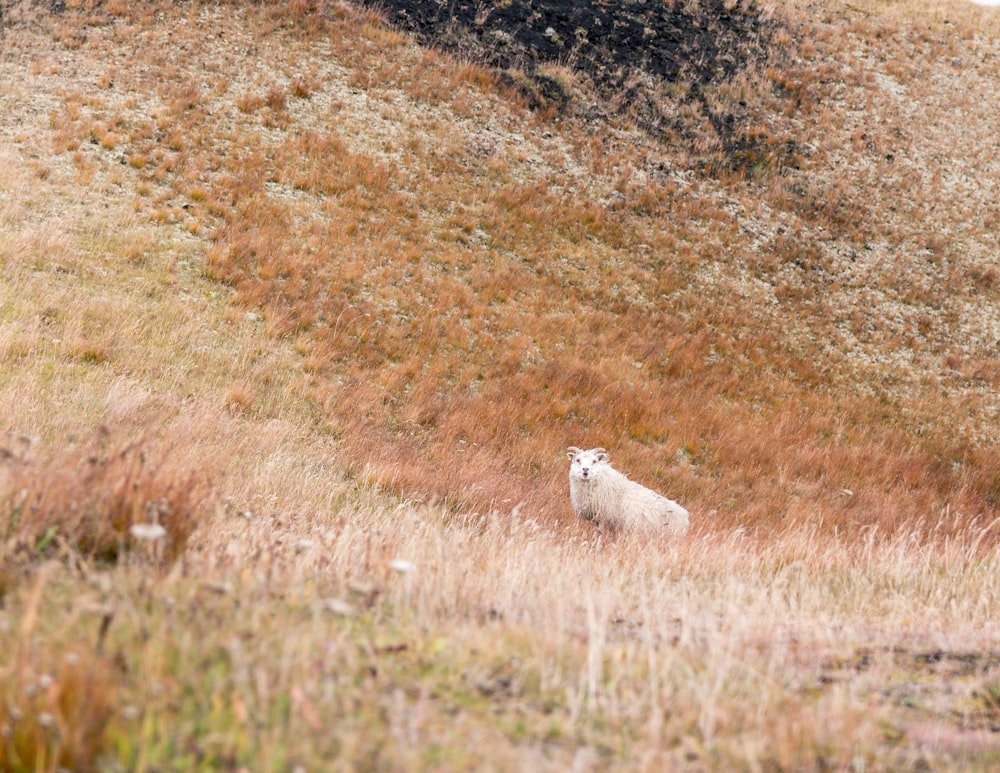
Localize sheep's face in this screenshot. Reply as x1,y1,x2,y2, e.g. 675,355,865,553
567,447,610,482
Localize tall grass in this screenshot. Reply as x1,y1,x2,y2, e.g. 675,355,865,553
1,423,208,567
3,493,999,770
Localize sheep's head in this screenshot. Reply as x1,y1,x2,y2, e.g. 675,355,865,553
567,447,609,482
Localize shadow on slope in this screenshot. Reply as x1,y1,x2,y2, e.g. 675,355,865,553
361,0,800,173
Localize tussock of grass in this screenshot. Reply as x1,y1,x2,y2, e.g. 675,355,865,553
0,564,119,773
0,423,208,567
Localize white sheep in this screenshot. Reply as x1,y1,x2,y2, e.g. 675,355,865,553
566,447,689,535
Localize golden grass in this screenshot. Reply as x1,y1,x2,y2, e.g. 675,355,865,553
3,0,1000,768
3,498,1000,770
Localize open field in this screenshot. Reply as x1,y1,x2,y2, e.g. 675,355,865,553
2,0,1000,769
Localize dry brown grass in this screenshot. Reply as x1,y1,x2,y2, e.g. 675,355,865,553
2,497,1000,770
3,0,1000,768
0,563,119,773
1,423,209,568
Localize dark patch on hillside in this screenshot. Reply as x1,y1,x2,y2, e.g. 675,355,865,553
361,0,796,173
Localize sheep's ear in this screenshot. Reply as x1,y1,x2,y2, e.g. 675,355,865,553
594,449,609,463
567,446,581,461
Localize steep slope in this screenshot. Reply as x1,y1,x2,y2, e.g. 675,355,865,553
3,0,1000,541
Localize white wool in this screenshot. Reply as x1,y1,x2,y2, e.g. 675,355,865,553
566,447,689,535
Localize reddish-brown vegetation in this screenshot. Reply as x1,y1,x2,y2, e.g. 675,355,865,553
5,0,1000,545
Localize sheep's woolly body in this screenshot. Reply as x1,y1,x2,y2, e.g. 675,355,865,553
567,447,689,535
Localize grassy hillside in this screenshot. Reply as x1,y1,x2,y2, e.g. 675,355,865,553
2,0,1000,769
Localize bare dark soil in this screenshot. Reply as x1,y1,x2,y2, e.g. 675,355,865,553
361,0,793,169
